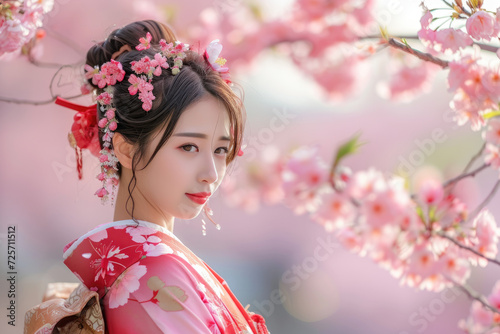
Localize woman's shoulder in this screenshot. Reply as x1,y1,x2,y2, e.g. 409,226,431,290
63,219,187,298
63,219,180,258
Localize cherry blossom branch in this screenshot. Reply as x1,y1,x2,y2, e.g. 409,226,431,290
462,143,487,174
27,56,81,69
367,35,499,54
386,38,450,69
44,27,86,56
436,231,500,266
447,278,500,314
442,163,490,188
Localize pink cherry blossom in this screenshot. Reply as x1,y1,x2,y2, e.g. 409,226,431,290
100,59,125,86
460,301,495,332
449,92,487,131
346,168,386,201
496,8,500,35
466,10,497,41
420,10,432,30
402,242,441,290
361,190,400,229
417,179,444,205
138,87,155,112
107,263,147,309
84,64,99,80
483,119,500,145
485,143,500,170
460,280,500,331
350,0,374,27
294,0,353,21
131,56,154,75
97,92,112,105
436,250,470,285
435,28,473,52
418,27,437,51
94,187,108,198
335,229,364,253
434,194,468,229
0,0,54,57
377,55,439,102
482,67,500,101
221,145,285,212
136,32,152,51
418,10,473,54
152,53,169,75
310,57,363,100
281,146,328,214
488,281,500,310
128,74,142,95
312,191,356,231
472,210,499,261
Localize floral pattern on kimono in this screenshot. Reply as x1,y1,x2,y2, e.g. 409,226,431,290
62,220,269,334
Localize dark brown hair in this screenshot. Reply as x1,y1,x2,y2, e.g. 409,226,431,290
85,20,245,222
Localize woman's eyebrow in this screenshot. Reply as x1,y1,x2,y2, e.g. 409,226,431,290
173,132,231,141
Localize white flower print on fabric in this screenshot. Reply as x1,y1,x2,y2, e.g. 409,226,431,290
90,243,129,283
125,226,161,243
143,243,174,257
89,229,108,242
197,284,224,333
107,262,147,309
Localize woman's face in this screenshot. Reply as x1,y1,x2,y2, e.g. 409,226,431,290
134,94,231,222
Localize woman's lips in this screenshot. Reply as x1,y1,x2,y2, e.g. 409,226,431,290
185,192,211,205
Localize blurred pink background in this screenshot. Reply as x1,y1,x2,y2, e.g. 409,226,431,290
1,0,499,333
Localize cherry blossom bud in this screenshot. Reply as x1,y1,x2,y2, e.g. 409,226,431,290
98,118,108,129
108,121,117,131
417,179,444,205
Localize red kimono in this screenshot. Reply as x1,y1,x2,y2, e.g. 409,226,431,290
24,220,269,334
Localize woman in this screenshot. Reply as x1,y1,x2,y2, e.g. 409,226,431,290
24,20,269,334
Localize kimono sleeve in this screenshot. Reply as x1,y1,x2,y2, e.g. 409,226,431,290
102,254,224,334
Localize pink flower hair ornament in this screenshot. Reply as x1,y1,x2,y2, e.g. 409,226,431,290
56,36,234,204
204,39,231,84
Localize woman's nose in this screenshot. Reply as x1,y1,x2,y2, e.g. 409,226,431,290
198,152,219,184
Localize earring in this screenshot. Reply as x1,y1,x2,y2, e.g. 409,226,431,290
201,203,220,236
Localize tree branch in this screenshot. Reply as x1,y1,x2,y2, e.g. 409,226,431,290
387,38,450,68
362,35,499,54
442,163,490,188
462,143,487,174
447,277,500,315
437,231,500,266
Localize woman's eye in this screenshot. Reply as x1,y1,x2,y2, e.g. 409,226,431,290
181,144,198,152
215,147,229,155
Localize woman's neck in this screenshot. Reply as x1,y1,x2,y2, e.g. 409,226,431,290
113,171,175,232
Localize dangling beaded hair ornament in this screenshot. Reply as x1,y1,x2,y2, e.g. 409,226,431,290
56,33,236,234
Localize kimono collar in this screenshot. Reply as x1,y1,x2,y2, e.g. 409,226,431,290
63,220,181,298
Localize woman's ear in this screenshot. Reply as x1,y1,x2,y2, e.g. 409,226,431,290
112,133,134,170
